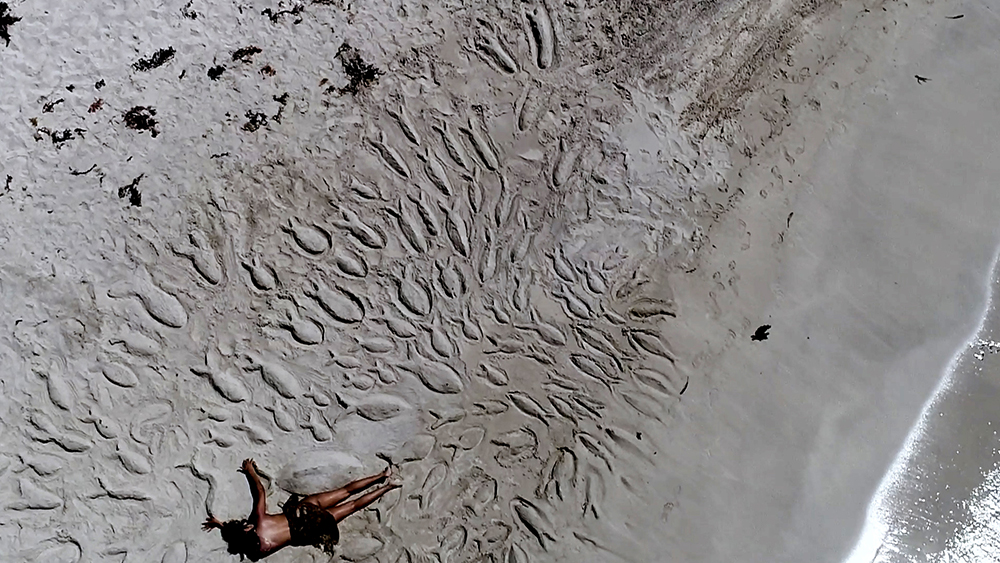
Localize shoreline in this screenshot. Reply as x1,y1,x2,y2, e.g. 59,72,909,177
843,243,1000,563
675,0,1000,559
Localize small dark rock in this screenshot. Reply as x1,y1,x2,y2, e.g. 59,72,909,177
95,79,105,89
207,65,225,80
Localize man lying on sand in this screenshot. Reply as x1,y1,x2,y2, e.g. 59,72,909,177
203,458,402,560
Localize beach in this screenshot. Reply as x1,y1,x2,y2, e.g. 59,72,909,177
0,0,996,561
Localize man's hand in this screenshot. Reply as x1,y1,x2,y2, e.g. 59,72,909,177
240,458,258,475
202,516,222,531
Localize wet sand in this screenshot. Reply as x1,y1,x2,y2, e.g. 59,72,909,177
699,0,1000,560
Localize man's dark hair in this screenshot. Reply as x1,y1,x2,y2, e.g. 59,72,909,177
219,519,259,560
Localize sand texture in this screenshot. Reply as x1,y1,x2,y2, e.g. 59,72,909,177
0,0,985,562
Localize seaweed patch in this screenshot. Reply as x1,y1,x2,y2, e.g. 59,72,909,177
42,99,65,113
242,110,268,132
123,106,159,137
262,4,304,24
232,46,262,63
36,128,85,148
133,47,176,72
117,174,143,208
0,2,20,47
208,65,226,80
272,92,289,123
333,43,383,95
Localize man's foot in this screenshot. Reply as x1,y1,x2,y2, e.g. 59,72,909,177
383,462,403,487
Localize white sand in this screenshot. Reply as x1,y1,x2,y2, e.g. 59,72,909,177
0,0,994,561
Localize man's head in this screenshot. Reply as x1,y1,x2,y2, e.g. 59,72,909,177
219,519,256,558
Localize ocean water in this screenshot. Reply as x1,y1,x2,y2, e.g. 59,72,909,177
844,247,1000,563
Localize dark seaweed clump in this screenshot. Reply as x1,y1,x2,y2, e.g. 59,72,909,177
262,4,304,24
208,65,225,80
36,127,85,147
242,110,268,132
42,98,65,113
118,174,143,207
133,47,176,72
334,43,382,95
0,2,20,47
123,106,159,137
232,46,262,63
751,325,771,342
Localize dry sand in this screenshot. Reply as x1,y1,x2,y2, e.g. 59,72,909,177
0,0,994,561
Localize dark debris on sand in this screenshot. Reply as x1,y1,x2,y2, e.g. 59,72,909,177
133,47,176,72
242,110,268,132
42,98,65,113
751,325,771,342
123,106,159,137
118,174,143,207
208,65,226,80
333,43,383,95
262,4,304,24
232,45,262,63
0,2,20,47
35,127,85,148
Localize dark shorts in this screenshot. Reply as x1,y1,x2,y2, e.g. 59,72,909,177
283,496,339,554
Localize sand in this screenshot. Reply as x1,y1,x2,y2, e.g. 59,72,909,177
0,0,993,561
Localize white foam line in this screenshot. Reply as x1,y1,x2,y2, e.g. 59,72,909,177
841,244,1000,563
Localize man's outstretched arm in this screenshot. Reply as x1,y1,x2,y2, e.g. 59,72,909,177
240,458,267,523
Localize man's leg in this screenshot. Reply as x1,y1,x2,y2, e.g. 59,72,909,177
327,482,400,522
300,469,388,509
